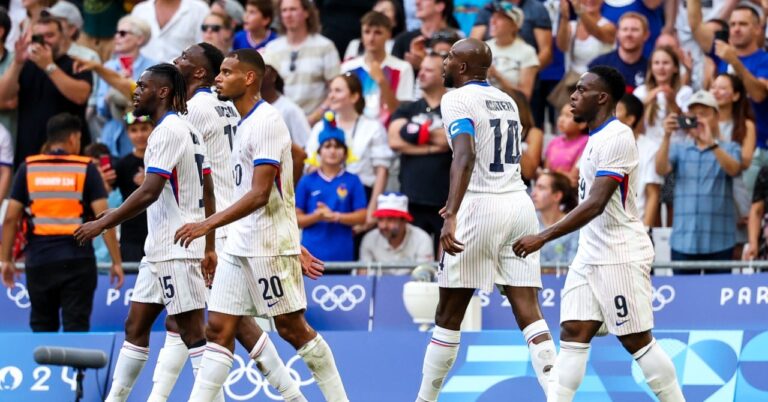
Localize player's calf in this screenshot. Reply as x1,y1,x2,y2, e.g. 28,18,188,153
620,333,685,402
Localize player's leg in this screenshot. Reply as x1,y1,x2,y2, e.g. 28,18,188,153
618,331,684,402
236,317,307,401
415,287,475,402
147,316,189,402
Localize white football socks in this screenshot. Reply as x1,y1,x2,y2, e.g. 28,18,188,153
297,334,348,402
633,339,685,402
251,332,307,401
188,343,233,402
547,341,590,402
105,341,149,402
415,326,461,402
147,332,188,402
523,319,556,395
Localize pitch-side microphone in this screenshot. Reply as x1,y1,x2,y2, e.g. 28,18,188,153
33,346,108,369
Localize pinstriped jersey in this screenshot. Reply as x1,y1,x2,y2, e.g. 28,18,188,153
573,118,654,266
144,112,210,262
441,82,527,194
224,100,301,257
184,88,240,239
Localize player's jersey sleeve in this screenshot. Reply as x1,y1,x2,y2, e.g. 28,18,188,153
594,132,636,181
145,127,184,178
441,93,476,140
248,115,283,167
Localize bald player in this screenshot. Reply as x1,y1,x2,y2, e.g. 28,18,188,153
175,49,347,402
513,67,684,402
414,38,555,402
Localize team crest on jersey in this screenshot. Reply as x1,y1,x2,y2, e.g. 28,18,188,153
336,184,348,200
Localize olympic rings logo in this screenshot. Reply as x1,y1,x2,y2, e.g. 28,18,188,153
223,354,314,401
6,283,30,309
651,285,675,312
311,285,366,312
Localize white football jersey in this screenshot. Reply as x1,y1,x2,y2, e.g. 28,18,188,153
442,82,527,194
144,112,210,262
573,118,655,266
224,100,301,257
184,88,240,239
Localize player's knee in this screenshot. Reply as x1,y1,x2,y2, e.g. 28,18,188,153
274,314,315,348
123,316,149,345
618,331,653,355
559,321,591,343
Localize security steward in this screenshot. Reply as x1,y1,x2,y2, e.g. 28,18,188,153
0,113,124,332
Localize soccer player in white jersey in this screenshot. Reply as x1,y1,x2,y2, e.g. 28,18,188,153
514,66,685,402
174,49,348,402
414,38,556,402
74,63,217,402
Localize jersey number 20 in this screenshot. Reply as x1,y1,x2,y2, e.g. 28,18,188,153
489,119,521,172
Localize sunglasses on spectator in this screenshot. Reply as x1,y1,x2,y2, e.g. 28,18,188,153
201,24,222,33
289,50,299,72
116,30,134,37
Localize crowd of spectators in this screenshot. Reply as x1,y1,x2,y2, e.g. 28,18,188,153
0,0,767,275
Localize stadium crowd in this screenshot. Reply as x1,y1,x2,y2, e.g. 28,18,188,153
0,0,767,274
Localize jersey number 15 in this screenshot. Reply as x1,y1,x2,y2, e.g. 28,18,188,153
489,119,521,172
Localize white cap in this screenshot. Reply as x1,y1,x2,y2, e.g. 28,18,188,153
47,1,83,30
686,90,719,112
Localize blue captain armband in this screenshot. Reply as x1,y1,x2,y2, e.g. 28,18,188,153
448,118,475,139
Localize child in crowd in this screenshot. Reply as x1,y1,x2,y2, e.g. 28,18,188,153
544,103,588,185
232,0,278,52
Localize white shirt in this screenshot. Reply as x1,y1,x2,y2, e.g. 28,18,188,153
341,54,415,120
573,118,655,266
0,123,13,166
132,0,209,63
360,223,434,274
633,84,693,143
184,88,240,238
224,100,301,257
272,95,311,147
306,115,393,188
634,134,664,222
144,112,210,262
567,19,615,75
486,37,540,88
441,82,527,194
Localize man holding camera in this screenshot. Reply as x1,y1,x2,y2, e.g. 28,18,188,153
655,91,742,272
0,14,92,167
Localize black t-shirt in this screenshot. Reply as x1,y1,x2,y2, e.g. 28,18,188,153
752,166,768,205
10,151,107,267
114,153,147,245
16,56,92,167
391,99,451,207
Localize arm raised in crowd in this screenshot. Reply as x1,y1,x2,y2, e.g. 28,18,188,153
687,0,716,52
27,43,91,105
715,41,768,102
0,38,27,106
73,57,134,99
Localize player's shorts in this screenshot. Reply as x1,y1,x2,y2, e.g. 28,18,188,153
208,252,307,318
131,258,207,315
561,260,654,336
438,191,541,293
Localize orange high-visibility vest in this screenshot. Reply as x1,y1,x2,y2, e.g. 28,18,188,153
25,154,92,236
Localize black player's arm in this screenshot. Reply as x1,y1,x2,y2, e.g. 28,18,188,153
199,164,277,232
202,173,216,252
444,134,475,217
538,176,620,243
99,173,167,229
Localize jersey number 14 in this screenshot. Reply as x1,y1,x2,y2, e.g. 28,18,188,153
489,119,521,172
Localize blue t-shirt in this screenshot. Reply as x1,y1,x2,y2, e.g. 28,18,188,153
232,29,279,52
601,0,663,58
589,50,647,92
296,170,367,262
716,49,768,149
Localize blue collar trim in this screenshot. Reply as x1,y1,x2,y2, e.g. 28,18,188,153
238,99,265,125
463,80,490,87
156,111,177,125
589,117,617,136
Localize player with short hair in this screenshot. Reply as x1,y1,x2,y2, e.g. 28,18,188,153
74,63,215,402
513,66,685,402
175,48,347,402
414,38,556,402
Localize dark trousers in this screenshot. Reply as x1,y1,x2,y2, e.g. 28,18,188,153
532,79,560,129
409,203,443,257
120,240,145,263
671,248,733,275
25,258,98,332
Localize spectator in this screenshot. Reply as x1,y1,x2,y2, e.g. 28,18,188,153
316,0,377,58
96,15,156,158
262,64,311,148
306,74,394,229
387,53,450,252
232,0,278,52
113,112,151,262
544,103,588,182
0,113,123,332
360,192,434,272
0,15,93,167
78,0,127,63
600,0,664,57
83,142,116,193
656,91,742,271
201,12,234,53
746,166,768,260
46,1,100,64
589,12,649,91
470,0,553,69
531,170,579,267
392,0,460,71
653,32,700,90
0,119,12,200
556,0,615,75
342,11,414,124
509,89,543,182
296,118,368,262
633,46,693,143
263,0,340,124
617,93,661,227
6,0,55,49
344,0,405,60
210,0,245,31
130,0,209,63
0,7,17,136
486,2,539,100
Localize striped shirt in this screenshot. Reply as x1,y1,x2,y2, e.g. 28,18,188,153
184,88,240,239
572,118,654,266
144,112,210,262
224,100,301,257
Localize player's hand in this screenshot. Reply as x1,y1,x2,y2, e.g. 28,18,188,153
202,250,218,287
74,220,106,245
1,261,21,288
512,234,545,258
299,246,325,280
174,221,211,248
440,215,464,255
110,263,124,289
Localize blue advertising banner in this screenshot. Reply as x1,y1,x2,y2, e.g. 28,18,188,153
304,276,373,331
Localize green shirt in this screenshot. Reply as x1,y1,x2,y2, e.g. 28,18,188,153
83,0,126,38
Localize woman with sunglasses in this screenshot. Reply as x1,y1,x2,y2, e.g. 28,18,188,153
95,16,156,158
201,12,234,53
